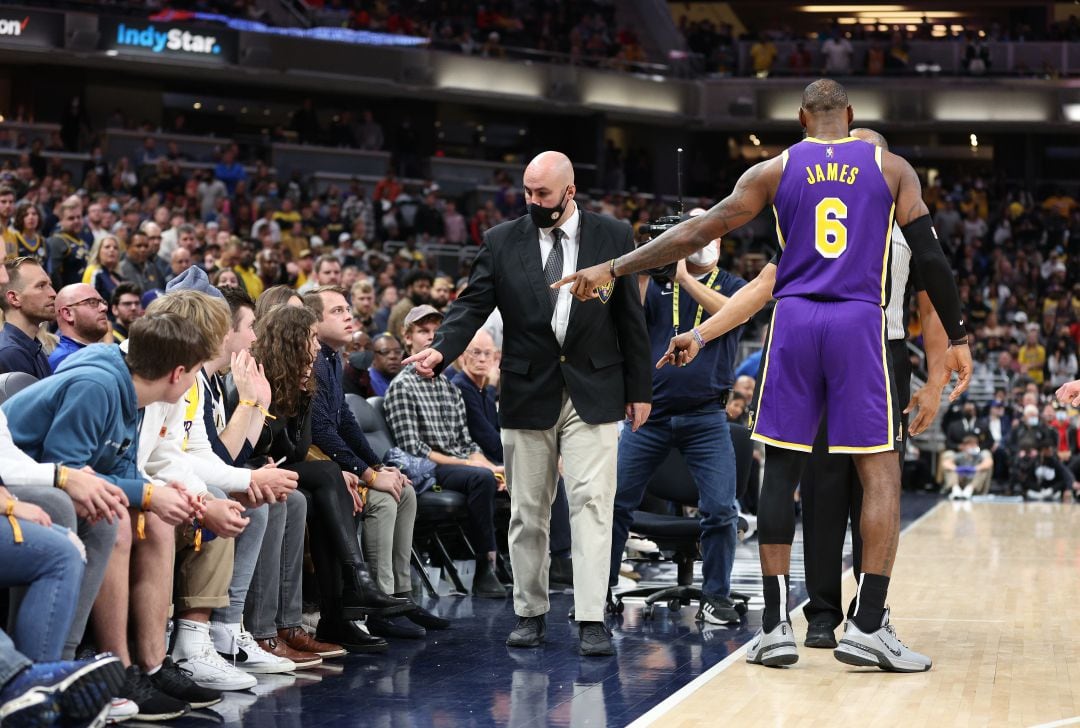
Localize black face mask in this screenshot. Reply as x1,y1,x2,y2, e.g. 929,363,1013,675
529,186,569,229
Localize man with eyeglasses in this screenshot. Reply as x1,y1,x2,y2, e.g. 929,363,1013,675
49,284,111,371
0,257,56,378
369,333,403,396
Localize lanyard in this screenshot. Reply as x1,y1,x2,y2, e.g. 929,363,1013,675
672,268,720,334
13,231,40,254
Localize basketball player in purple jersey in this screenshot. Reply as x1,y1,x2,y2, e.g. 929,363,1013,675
554,79,972,672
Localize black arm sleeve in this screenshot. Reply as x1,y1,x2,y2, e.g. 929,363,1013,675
901,215,966,340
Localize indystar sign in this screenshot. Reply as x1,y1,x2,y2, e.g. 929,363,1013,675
99,17,237,63
114,22,221,54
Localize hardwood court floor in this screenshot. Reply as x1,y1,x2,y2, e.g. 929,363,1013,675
647,501,1080,728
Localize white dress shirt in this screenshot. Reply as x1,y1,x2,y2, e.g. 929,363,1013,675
538,203,580,347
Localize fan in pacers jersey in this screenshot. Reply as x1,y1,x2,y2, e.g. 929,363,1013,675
554,78,973,674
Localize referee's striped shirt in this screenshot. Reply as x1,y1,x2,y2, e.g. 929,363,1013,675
885,222,911,342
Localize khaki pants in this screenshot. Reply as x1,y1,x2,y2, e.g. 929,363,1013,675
944,468,993,496
174,528,234,611
362,486,417,595
503,393,618,622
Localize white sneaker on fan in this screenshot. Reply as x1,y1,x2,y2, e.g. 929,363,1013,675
210,622,296,674
171,619,257,691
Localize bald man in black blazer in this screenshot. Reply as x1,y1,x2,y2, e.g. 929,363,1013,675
406,151,651,656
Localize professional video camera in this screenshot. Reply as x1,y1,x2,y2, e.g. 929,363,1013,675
638,148,687,282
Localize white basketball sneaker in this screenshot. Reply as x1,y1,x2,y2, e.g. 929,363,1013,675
745,621,798,667
834,608,932,672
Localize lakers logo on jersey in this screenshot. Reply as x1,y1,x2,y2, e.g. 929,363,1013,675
826,146,834,158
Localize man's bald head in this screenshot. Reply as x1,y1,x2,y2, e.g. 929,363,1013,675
55,283,99,310
523,151,577,228
801,79,849,114
468,327,495,351
56,283,109,341
525,151,575,188
851,127,889,151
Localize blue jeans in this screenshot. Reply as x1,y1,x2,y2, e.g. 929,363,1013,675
212,503,269,625
0,519,85,662
246,490,307,639
0,629,30,687
610,408,738,599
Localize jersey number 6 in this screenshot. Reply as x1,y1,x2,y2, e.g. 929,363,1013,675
814,197,848,258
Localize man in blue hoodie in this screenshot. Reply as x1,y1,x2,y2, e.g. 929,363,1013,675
3,312,216,719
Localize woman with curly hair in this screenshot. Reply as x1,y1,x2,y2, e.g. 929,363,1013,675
250,304,409,653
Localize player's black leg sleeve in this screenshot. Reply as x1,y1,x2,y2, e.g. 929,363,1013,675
901,215,966,340
758,445,808,545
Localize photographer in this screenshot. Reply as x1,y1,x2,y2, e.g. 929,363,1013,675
1022,444,1075,501
609,221,748,625
1007,404,1059,498
941,433,993,500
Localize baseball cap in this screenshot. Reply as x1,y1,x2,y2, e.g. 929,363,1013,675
403,304,443,330
338,232,351,244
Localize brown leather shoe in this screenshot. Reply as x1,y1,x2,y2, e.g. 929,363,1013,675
255,636,323,669
278,627,347,659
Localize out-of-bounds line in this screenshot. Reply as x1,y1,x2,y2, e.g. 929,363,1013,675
626,500,945,728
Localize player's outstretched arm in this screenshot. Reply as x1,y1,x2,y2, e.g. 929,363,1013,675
553,158,780,302
657,263,776,369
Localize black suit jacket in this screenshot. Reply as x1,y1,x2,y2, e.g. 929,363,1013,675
432,210,651,430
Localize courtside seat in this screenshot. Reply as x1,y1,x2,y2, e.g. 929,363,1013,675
0,372,37,404
349,394,472,597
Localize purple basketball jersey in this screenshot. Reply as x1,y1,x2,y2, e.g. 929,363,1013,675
772,137,895,306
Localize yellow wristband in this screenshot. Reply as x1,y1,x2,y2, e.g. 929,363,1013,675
239,399,276,421
136,483,153,541
5,498,22,544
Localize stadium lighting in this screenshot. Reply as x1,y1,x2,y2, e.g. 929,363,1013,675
193,102,202,110
969,133,978,148
800,5,907,12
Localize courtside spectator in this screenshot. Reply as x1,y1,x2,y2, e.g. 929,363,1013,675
49,284,109,371
385,305,505,598
0,257,55,377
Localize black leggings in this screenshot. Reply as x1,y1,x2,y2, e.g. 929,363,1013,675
287,461,363,612
757,445,808,545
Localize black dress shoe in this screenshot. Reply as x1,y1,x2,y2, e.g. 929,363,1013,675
316,620,389,653
506,615,546,648
342,564,413,618
578,621,614,657
804,622,838,649
366,615,426,640
473,562,508,599
405,604,451,630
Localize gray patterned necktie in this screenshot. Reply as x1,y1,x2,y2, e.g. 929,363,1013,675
543,227,564,308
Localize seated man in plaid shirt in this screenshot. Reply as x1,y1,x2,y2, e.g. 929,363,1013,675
384,305,507,599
